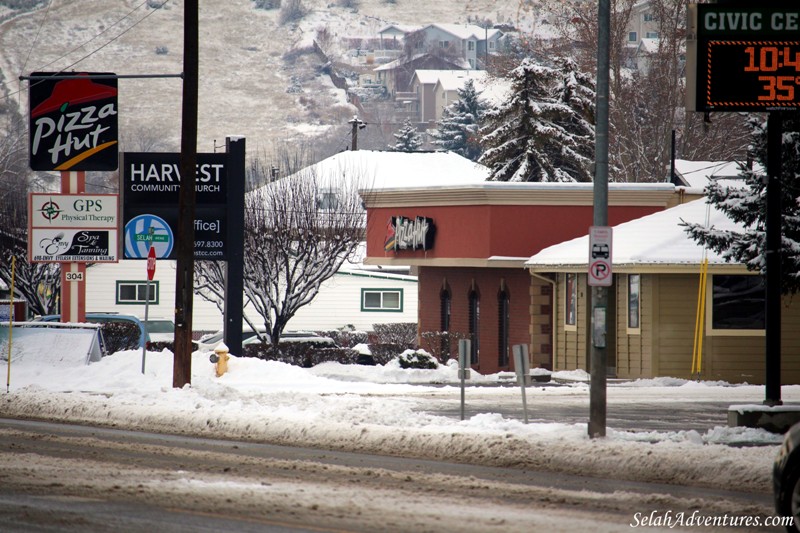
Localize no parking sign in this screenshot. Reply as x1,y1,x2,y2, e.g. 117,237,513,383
588,226,613,287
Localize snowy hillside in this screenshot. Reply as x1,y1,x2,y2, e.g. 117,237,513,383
0,0,541,156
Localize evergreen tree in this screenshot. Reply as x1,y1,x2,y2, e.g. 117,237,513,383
684,114,800,295
479,57,595,182
430,79,486,161
391,119,423,152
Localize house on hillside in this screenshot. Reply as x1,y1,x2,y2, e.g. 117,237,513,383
410,23,506,69
374,53,467,97
525,199,800,385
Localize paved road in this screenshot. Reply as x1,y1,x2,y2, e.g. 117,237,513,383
0,418,777,532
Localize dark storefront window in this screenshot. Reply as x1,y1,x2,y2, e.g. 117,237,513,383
565,273,577,326
712,275,765,330
468,289,480,365
498,289,510,367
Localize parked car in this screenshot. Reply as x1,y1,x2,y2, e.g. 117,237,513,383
143,318,175,343
774,422,800,531
34,313,175,353
35,313,147,354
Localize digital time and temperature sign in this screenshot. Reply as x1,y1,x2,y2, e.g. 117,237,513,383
687,4,800,112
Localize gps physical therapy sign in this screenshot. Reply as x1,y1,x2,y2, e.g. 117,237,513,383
28,193,119,263
687,4,800,112
28,72,118,171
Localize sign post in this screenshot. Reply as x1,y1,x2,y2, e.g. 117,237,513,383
142,233,156,374
458,339,471,421
513,344,531,424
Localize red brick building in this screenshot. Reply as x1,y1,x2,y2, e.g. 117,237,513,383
361,182,679,375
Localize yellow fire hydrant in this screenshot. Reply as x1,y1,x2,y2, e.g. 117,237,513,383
209,343,230,377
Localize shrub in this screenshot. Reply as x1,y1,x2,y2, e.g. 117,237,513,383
278,0,308,25
242,340,358,367
253,0,281,9
396,349,438,369
100,322,141,354
372,322,417,347
319,327,368,349
419,330,468,364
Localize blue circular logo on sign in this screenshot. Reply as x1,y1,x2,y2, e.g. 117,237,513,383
124,214,174,258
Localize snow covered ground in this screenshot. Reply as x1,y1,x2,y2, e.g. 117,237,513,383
0,341,792,497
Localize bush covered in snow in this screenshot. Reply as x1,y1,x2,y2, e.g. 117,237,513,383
395,349,438,370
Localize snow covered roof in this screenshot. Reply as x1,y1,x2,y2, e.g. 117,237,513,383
673,159,756,190
434,70,487,91
278,150,490,190
378,24,421,35
412,69,444,85
637,37,659,54
425,23,502,41
526,199,746,270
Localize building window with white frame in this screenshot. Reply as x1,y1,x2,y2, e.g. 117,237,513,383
628,31,637,42
565,273,577,327
361,289,403,312
628,274,640,330
116,281,158,305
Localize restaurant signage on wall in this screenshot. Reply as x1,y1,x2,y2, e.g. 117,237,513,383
384,216,435,252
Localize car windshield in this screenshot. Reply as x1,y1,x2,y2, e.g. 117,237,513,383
146,320,174,333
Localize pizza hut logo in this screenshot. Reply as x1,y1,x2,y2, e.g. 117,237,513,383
28,72,118,171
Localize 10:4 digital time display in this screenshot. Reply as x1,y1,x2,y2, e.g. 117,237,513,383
702,40,800,110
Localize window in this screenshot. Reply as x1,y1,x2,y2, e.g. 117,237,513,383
711,275,765,330
565,273,577,327
645,31,659,39
643,13,655,22
361,289,403,312
498,289,510,367
628,274,640,330
439,40,450,48
317,188,339,210
116,281,158,305
468,288,480,364
489,41,495,49
440,288,451,331
468,41,475,51
628,31,637,42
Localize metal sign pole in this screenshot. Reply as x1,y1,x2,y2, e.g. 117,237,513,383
513,344,530,424
458,339,471,421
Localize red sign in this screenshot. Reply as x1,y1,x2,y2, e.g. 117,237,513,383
28,72,119,171
147,246,156,281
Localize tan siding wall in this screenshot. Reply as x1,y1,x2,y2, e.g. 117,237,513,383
554,273,588,371
616,274,652,379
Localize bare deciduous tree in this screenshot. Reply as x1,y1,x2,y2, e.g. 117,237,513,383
243,170,366,345
0,109,60,316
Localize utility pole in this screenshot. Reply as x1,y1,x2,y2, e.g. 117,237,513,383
173,0,199,388
589,0,611,438
764,111,783,406
349,115,366,151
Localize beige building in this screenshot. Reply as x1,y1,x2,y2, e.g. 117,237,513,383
526,198,800,385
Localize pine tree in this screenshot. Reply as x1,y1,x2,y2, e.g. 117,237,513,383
430,79,486,161
391,119,424,152
684,114,800,295
479,57,596,182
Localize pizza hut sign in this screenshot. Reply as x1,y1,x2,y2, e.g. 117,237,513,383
384,215,436,252
28,72,118,171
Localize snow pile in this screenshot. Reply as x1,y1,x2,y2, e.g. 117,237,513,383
0,348,790,495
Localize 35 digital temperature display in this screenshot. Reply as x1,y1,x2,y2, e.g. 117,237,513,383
688,4,800,112
704,41,800,110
